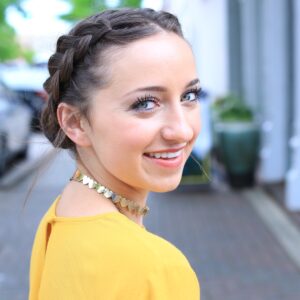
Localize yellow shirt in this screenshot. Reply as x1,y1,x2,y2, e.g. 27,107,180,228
29,195,200,300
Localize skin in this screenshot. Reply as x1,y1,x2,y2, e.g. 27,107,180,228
56,31,201,226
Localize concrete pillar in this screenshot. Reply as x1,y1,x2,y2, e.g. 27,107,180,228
258,0,289,182
286,0,300,211
239,0,261,112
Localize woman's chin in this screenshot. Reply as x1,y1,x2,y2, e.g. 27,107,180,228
149,177,182,193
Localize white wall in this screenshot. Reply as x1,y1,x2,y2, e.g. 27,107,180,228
163,0,229,99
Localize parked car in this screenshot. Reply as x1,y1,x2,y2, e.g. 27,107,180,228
0,80,32,177
0,64,48,131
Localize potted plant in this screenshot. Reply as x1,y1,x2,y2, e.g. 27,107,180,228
212,95,260,188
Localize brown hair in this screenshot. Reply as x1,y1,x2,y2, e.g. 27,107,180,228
41,7,183,155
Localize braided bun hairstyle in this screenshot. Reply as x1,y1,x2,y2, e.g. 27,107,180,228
41,8,183,154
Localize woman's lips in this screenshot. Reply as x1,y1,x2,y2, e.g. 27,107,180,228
143,149,184,168
145,149,182,159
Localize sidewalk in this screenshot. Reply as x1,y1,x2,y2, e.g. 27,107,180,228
145,184,300,300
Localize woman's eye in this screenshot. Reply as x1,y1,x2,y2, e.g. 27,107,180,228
131,97,159,111
182,88,201,103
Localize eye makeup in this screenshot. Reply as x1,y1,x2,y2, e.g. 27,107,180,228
130,95,160,112
129,86,202,112
181,87,202,103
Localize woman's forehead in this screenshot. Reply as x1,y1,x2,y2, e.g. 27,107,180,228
104,33,197,88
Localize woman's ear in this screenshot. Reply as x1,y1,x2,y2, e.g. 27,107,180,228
56,102,91,147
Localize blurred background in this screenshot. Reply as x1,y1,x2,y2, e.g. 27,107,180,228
1,0,300,299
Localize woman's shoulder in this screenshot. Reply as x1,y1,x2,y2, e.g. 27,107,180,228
43,193,145,246
44,196,169,258
37,191,189,270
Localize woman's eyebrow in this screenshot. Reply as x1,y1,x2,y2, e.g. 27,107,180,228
124,78,200,96
186,78,200,88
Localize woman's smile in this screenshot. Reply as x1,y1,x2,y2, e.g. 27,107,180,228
143,145,186,168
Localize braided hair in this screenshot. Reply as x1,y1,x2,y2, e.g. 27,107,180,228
41,8,183,153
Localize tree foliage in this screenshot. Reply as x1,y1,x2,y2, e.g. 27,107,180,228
0,0,23,23
0,23,21,62
0,0,26,62
61,0,142,21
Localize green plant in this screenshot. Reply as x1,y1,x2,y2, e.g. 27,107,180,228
212,94,253,122
60,0,142,21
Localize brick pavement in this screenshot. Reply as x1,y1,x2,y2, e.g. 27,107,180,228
145,186,300,300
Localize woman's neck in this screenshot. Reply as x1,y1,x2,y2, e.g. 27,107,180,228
75,161,149,226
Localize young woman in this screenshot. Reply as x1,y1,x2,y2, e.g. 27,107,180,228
29,7,201,299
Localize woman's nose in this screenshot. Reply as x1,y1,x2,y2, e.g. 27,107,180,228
160,106,195,143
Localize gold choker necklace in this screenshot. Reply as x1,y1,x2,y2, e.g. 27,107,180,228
70,170,149,216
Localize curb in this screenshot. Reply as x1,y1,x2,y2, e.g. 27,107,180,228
242,187,300,271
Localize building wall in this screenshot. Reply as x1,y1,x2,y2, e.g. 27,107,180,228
163,0,229,99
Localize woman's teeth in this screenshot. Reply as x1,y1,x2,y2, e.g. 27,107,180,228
146,150,182,159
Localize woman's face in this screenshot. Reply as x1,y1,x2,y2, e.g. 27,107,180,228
81,32,201,196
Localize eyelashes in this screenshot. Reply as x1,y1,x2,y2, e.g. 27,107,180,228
131,87,202,112
182,87,202,102
131,95,159,111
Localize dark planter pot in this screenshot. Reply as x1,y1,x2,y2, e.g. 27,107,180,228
215,122,260,188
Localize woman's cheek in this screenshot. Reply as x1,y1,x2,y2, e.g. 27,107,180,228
123,121,159,147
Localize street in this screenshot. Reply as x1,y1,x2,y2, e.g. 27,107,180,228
1,135,300,300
